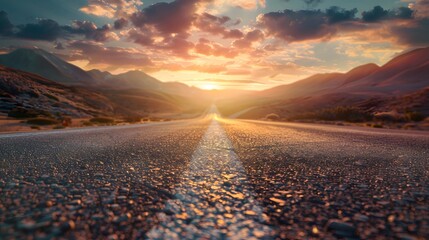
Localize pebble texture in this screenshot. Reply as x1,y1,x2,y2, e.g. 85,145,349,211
0,115,429,239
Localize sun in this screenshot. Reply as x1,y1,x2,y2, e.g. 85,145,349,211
200,83,218,90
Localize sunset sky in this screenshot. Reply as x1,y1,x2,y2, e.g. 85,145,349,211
0,0,428,90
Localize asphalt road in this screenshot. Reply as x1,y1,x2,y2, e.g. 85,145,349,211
0,111,428,239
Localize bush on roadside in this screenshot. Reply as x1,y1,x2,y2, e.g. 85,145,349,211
53,125,65,129
27,118,58,125
8,108,50,119
89,117,115,124
30,126,41,130
123,116,142,123
372,123,383,128
405,111,425,122
290,106,373,122
82,121,93,126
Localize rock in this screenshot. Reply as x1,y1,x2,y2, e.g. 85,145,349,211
326,219,356,237
269,197,286,205
397,234,417,240
353,213,369,222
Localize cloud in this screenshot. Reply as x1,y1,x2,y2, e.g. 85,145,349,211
194,38,238,58
80,0,143,18
130,0,204,35
15,19,63,41
65,21,118,42
362,6,390,22
211,0,266,10
159,33,195,58
67,40,153,68
257,9,335,42
0,11,14,36
232,29,264,48
326,6,357,24
194,13,243,39
258,5,418,43
408,0,429,18
362,6,414,22
114,18,128,30
390,18,429,46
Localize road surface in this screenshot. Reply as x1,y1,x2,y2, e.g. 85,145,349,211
1,110,428,239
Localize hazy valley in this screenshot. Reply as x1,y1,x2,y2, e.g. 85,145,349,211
0,47,428,132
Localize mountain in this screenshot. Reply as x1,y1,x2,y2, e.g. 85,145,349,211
0,66,114,118
89,69,203,97
217,47,429,119
0,48,209,108
0,48,97,85
0,65,209,118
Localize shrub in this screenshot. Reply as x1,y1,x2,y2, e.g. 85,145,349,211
8,108,41,119
123,116,142,123
30,126,41,130
89,117,115,124
405,111,425,122
372,123,383,128
53,125,65,129
27,118,58,125
266,113,280,121
82,121,94,126
290,106,373,122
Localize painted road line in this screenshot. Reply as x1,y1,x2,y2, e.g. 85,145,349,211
147,118,275,239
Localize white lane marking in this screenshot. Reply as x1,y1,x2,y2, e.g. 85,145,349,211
147,117,274,239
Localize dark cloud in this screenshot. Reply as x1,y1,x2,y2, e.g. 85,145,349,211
258,9,334,42
114,18,128,30
130,0,204,35
390,18,429,46
362,6,414,22
0,11,14,36
159,33,195,58
326,6,357,24
362,6,389,22
127,29,153,46
258,5,418,43
65,21,116,42
233,29,264,49
194,13,244,39
15,19,62,41
0,11,117,42
395,7,414,19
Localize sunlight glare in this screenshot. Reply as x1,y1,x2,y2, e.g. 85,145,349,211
200,83,218,90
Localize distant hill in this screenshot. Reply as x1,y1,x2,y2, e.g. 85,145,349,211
88,69,203,97
0,48,97,85
217,47,429,119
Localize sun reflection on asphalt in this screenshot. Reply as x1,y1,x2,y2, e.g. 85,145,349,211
147,107,275,239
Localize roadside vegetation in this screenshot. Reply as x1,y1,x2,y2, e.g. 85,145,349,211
26,117,58,125
265,106,428,130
